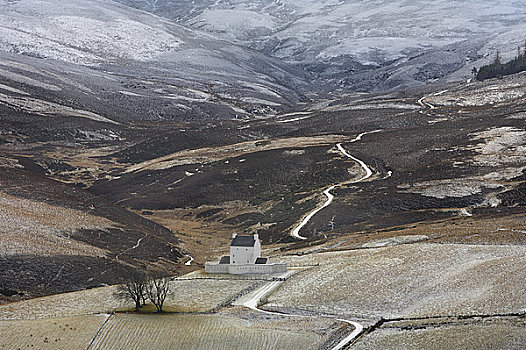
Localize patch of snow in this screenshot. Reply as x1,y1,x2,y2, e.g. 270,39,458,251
399,178,502,199
0,92,119,124
0,83,29,95
241,97,281,106
0,68,61,91
467,127,526,167
118,90,143,97
362,235,428,248
277,115,312,123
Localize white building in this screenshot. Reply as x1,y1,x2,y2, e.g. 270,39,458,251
205,233,287,274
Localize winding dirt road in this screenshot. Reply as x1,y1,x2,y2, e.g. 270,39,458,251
234,278,364,349
291,131,379,240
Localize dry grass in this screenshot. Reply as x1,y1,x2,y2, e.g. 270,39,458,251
90,313,327,350
0,315,106,350
0,286,125,320
354,317,526,350
134,208,235,265
124,135,347,173
0,191,112,257
0,277,256,319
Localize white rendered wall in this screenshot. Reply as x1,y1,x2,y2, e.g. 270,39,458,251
254,234,261,259
204,263,229,273
230,246,255,265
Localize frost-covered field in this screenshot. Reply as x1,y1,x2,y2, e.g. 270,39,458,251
0,278,256,320
0,315,107,350
267,243,526,319
90,313,329,350
425,80,526,107
0,312,336,350
0,286,337,350
167,279,257,312
354,318,526,350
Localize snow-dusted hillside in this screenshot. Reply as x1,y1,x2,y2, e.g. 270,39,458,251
0,0,315,119
115,0,526,91
3,0,526,98
0,0,187,64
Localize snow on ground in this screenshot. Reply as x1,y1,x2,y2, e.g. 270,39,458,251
354,318,526,350
241,97,282,106
189,9,279,39
323,102,420,112
0,67,61,91
267,243,526,319
0,83,29,95
426,81,526,107
0,93,120,124
0,315,108,350
89,313,328,350
398,178,502,199
400,126,526,199
466,127,526,167
153,0,526,68
0,277,256,320
0,191,112,257
0,0,182,65
361,235,428,248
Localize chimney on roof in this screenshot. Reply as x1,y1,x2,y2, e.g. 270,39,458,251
232,233,237,239
254,233,259,241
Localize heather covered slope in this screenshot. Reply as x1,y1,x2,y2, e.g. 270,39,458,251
87,72,526,245
0,165,184,302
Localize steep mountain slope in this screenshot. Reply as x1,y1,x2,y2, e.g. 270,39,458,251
114,0,526,91
0,165,184,302
0,0,313,119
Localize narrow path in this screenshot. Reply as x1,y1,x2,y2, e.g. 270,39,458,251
115,235,147,260
234,279,364,349
332,318,364,350
291,131,379,240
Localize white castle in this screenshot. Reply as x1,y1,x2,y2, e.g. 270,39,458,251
205,233,287,274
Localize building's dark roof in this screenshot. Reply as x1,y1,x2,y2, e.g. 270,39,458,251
219,256,230,264
230,235,255,247
255,257,268,264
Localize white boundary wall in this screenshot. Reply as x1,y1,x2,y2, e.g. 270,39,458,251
205,262,287,274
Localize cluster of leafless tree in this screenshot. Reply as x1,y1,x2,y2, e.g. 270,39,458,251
114,273,172,312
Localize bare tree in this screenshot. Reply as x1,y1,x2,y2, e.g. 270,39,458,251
114,273,147,312
145,276,172,312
